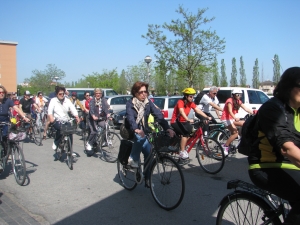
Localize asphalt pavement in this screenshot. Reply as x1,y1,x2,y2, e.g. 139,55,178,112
0,131,252,225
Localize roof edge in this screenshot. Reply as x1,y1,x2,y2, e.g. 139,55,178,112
0,40,18,45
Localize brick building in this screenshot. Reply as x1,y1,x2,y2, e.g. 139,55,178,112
0,40,18,93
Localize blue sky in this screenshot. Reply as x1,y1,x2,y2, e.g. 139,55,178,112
1,0,299,85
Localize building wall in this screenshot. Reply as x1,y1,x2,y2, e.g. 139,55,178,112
0,41,18,93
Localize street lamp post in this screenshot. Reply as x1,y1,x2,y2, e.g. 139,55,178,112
54,76,59,86
144,55,152,83
87,82,90,88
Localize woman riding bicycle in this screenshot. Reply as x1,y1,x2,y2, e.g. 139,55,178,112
248,67,300,224
220,88,253,155
126,81,175,186
170,88,211,160
0,85,29,172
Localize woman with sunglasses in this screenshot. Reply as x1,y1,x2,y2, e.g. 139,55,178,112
171,87,211,160
220,88,253,155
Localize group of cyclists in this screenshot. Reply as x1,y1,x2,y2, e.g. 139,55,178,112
1,66,300,224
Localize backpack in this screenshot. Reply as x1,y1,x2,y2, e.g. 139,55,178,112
238,114,262,156
194,91,206,105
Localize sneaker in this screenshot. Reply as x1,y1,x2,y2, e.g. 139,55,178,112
72,152,77,157
179,150,189,160
52,142,57,150
222,144,229,156
85,143,92,151
128,157,138,168
102,142,108,147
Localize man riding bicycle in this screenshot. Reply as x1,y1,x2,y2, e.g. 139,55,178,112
195,86,223,137
47,86,80,151
85,88,110,152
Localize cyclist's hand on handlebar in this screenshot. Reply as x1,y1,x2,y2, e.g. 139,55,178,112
135,129,145,138
167,129,175,137
23,117,30,123
188,119,194,123
75,117,80,124
92,115,98,121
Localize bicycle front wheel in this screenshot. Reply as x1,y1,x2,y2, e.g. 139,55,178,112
216,192,281,225
150,155,185,211
100,131,121,163
11,143,26,186
32,123,42,146
65,137,73,170
196,137,225,174
117,160,137,190
208,129,229,146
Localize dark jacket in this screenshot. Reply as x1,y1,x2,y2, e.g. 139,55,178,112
89,97,110,120
126,98,170,132
249,97,300,163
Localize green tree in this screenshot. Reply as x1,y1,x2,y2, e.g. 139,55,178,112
272,54,281,84
239,56,247,87
118,69,128,94
24,64,66,95
211,56,219,87
252,58,260,89
142,6,225,87
220,59,228,87
230,57,238,87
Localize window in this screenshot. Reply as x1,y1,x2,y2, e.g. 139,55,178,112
105,90,118,96
247,90,260,104
168,98,180,108
111,97,125,105
256,91,269,104
153,98,165,109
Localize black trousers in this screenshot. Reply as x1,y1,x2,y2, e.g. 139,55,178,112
249,168,300,224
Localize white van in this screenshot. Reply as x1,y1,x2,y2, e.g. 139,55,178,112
201,87,269,120
65,88,118,101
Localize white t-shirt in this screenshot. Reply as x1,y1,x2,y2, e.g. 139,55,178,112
197,94,219,113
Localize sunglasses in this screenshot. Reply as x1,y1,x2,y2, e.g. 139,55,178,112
58,93,64,96
0,92,5,94
188,95,194,98
138,90,147,94
212,93,217,95
85,95,90,97
235,94,240,96
95,92,102,95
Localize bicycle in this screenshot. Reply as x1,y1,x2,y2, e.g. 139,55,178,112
21,115,43,146
0,122,27,186
84,117,121,163
171,119,225,174
216,179,291,225
117,129,185,211
54,119,78,170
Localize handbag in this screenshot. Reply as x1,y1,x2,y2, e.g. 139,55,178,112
118,140,133,165
120,116,135,140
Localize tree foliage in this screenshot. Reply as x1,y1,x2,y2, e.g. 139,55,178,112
230,57,237,87
239,56,247,87
211,57,219,87
252,58,260,89
272,54,281,84
220,59,228,87
142,6,225,87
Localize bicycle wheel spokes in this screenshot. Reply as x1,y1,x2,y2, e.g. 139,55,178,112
216,194,276,225
11,144,26,186
117,160,137,190
196,137,225,174
208,129,229,146
66,138,73,170
32,123,42,146
150,155,185,210
101,132,121,163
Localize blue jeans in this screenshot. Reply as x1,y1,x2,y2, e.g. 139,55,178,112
130,133,151,179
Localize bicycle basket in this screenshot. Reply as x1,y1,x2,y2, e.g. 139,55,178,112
60,123,77,135
8,127,27,141
153,132,179,152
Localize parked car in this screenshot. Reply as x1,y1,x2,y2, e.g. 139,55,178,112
201,87,270,120
105,95,131,113
65,88,118,101
111,109,126,128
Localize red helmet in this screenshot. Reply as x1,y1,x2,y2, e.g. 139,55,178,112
72,92,77,96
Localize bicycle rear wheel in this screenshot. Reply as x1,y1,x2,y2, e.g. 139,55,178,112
100,131,121,163
117,160,137,190
65,137,73,170
216,192,281,225
11,143,26,186
150,155,185,211
196,137,225,174
32,123,42,146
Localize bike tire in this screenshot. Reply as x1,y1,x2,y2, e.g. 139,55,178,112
65,136,73,170
208,129,229,146
32,123,42,146
216,192,281,225
100,131,121,163
11,143,26,186
150,155,185,211
117,160,137,190
196,137,225,174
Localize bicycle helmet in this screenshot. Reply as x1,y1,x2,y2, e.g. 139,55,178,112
182,88,196,95
71,92,77,96
232,88,243,94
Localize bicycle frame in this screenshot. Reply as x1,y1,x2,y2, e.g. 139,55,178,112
185,123,205,154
